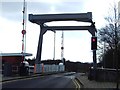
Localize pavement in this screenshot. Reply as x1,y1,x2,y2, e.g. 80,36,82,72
76,73,120,89
1,72,120,89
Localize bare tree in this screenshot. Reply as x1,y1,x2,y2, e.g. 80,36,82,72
98,2,120,68
99,4,120,49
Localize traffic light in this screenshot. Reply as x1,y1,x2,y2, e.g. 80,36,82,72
91,36,97,50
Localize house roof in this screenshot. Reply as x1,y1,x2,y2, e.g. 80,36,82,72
0,53,32,57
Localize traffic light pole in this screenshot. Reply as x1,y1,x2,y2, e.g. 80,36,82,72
93,49,97,80
91,35,97,80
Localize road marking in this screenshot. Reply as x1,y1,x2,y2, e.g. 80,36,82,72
64,76,75,79
2,76,44,84
72,79,80,90
75,79,80,89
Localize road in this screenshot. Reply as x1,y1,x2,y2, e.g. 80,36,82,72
2,72,80,89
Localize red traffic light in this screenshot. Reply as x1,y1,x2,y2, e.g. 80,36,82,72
92,38,96,42
91,36,97,50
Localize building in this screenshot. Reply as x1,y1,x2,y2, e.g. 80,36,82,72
0,53,32,64
0,53,32,76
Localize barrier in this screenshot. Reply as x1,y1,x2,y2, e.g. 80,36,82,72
31,64,65,74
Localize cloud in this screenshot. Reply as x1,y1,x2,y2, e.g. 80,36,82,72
28,2,52,14
82,0,117,29
1,2,22,13
63,31,92,62
1,2,23,22
1,2,51,21
0,17,22,53
1,0,85,21
53,1,85,13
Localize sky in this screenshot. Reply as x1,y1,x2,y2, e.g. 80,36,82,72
0,0,119,63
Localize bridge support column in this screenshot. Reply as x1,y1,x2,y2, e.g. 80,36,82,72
34,25,47,73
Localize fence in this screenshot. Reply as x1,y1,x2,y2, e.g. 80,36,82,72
88,68,120,82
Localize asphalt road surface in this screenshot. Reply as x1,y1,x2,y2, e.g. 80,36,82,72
2,72,80,89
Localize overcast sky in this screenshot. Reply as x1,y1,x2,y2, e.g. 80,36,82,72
0,0,119,62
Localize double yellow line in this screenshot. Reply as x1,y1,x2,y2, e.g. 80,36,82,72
72,78,81,90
